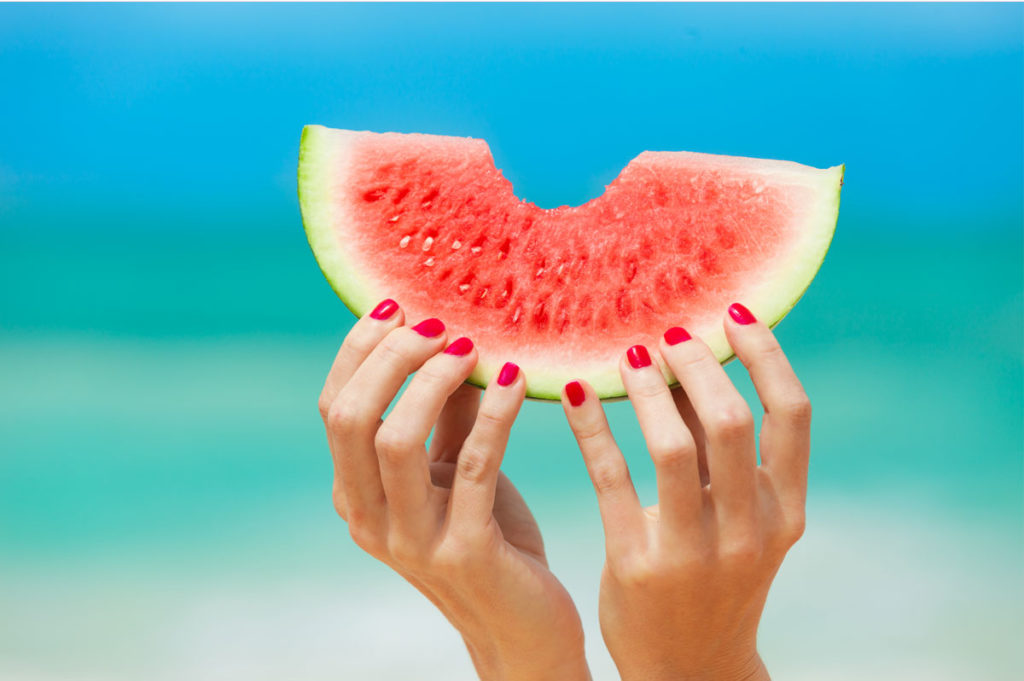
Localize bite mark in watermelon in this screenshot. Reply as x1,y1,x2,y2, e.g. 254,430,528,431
298,125,842,400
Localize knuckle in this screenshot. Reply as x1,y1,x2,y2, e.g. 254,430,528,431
474,407,508,431
414,361,450,388
778,395,812,427
341,331,378,360
456,445,495,484
573,419,607,447
331,489,348,520
612,556,656,588
433,536,477,572
318,393,334,422
755,340,786,363
720,537,764,566
590,462,630,495
674,343,714,370
632,380,666,400
327,399,364,434
347,516,382,555
648,436,695,467
711,405,754,442
374,424,414,463
375,334,413,369
781,512,806,545
658,544,710,574
386,534,423,568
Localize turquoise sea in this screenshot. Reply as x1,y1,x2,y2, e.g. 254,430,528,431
2,4,1022,680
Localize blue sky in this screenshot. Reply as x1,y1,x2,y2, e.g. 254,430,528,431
1,3,1021,234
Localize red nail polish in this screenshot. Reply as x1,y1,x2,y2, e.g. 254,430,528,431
566,381,586,407
664,326,692,345
412,318,445,337
369,298,398,320
626,344,652,369
444,337,474,356
728,303,756,325
497,362,520,386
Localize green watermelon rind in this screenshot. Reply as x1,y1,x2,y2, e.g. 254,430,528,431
298,124,842,402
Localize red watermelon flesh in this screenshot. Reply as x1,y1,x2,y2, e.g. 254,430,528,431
298,125,842,399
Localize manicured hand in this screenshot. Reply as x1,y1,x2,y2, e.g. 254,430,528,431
319,299,590,681
561,303,810,681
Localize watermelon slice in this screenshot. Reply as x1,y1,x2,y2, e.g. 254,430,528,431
298,125,842,400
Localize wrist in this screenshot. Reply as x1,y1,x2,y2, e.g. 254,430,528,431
618,650,767,681
463,632,590,681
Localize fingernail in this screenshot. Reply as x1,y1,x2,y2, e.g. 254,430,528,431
369,298,399,320
626,344,652,369
444,336,474,356
728,303,756,325
412,318,445,337
566,381,586,407
664,326,692,345
497,362,520,386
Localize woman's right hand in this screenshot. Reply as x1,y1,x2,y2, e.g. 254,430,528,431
561,304,811,681
319,299,590,681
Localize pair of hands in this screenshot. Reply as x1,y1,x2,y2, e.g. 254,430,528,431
319,298,811,681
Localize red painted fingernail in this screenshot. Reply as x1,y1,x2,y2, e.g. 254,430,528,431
444,337,474,356
626,344,652,369
412,318,445,337
664,326,692,345
728,303,756,325
369,298,398,320
497,362,520,386
566,381,586,407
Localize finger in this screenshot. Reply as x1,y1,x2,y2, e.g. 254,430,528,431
329,318,448,527
671,385,709,486
619,345,702,535
318,299,404,423
665,326,710,485
428,383,481,464
446,362,525,538
658,326,757,527
379,337,477,532
322,299,405,520
443,362,525,541
724,303,811,507
561,379,645,551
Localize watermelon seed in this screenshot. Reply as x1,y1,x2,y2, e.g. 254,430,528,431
393,187,411,204
625,259,638,283
459,284,470,293
424,257,435,267
470,247,482,255
387,215,400,223
421,188,440,206
399,235,411,248
422,236,434,251
451,240,462,250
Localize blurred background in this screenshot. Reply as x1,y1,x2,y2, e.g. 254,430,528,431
1,4,1021,680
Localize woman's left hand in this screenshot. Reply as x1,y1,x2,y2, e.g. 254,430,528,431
319,300,590,681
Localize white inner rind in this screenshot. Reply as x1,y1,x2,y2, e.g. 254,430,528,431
298,124,842,400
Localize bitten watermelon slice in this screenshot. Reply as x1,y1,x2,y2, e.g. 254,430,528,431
298,125,842,399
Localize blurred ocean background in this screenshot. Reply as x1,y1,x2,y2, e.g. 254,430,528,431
1,4,1021,680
